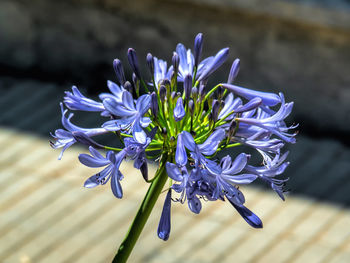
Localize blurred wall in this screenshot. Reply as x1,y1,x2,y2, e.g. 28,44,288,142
0,0,349,139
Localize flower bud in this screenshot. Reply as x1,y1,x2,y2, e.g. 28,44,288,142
124,81,133,94
172,52,179,73
217,86,224,98
174,97,185,122
194,33,203,67
228,119,237,137
171,91,176,100
188,99,194,114
192,87,198,98
146,53,154,75
184,74,192,101
228,58,240,84
113,59,126,85
151,92,158,118
159,85,167,102
157,189,172,241
211,99,220,123
199,84,206,101
127,48,141,79
132,72,139,85
140,162,148,182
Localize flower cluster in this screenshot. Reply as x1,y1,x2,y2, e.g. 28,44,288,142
51,33,297,241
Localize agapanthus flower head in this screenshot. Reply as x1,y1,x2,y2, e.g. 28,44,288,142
51,33,297,243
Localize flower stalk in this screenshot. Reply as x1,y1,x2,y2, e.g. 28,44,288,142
112,153,169,263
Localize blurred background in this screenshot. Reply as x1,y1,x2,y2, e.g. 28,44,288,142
0,0,349,262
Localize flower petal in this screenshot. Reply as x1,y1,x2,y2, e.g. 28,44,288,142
188,196,202,214
111,169,123,199
229,200,263,229
175,133,187,166
166,162,183,181
157,190,172,241
181,131,196,152
222,84,281,107
198,129,225,155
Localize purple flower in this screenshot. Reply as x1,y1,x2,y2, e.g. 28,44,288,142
102,91,151,144
196,153,256,207
245,151,290,200
98,80,125,105
197,48,229,82
165,163,202,214
50,103,107,159
79,146,127,198
176,43,195,82
153,57,173,87
181,129,225,175
124,136,152,170
64,86,104,112
157,189,172,241
208,154,257,201
236,94,297,143
174,97,185,122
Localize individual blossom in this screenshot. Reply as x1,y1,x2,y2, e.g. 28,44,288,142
79,146,127,198
64,86,104,112
50,103,107,160
102,91,151,144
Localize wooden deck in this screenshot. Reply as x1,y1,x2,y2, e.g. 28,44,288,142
0,127,349,263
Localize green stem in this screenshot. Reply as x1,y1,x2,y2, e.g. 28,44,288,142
112,153,169,263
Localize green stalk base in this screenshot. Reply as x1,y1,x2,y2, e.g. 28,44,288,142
112,154,169,263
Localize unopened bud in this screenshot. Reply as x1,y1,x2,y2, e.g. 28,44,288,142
228,119,237,136
140,162,148,182
127,48,141,79
199,84,206,101
159,85,167,102
172,52,179,73
188,99,194,114
184,74,192,101
228,58,240,84
146,53,154,75
124,81,133,94
211,99,219,123
151,92,158,118
113,59,126,85
194,33,203,67
192,87,198,98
